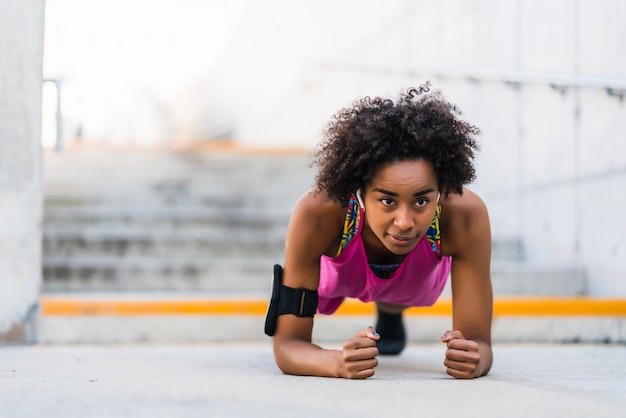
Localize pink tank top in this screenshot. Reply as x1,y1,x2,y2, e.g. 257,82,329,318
317,203,452,314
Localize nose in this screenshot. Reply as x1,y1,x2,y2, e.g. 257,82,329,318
394,206,415,231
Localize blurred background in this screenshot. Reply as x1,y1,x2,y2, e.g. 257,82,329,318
2,0,625,344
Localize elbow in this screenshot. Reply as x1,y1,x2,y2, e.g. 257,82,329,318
272,338,298,376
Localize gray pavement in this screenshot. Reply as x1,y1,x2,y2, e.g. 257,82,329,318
1,342,625,418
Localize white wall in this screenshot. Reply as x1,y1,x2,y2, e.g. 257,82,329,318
42,0,626,295
42,0,248,146
183,0,626,295
0,0,45,340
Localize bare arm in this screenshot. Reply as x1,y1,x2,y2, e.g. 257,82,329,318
272,190,380,379
440,188,493,379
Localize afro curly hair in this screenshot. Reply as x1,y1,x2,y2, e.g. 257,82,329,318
312,82,481,207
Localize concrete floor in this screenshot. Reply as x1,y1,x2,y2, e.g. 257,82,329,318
1,342,625,418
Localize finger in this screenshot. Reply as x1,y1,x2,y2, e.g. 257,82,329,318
345,357,379,375
444,357,477,378
344,336,378,351
446,338,479,352
343,345,379,362
444,365,474,380
357,326,380,340
346,365,377,380
445,347,480,363
440,330,464,342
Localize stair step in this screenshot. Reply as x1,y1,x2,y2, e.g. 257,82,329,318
44,190,306,208
42,254,586,295
42,256,275,292
491,238,524,261
44,206,292,226
490,261,586,295
42,149,585,297
43,237,285,259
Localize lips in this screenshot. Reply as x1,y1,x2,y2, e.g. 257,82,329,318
388,233,418,245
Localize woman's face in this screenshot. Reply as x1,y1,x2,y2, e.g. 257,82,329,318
362,159,439,256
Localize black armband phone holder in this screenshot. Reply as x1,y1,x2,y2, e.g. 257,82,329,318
264,264,318,337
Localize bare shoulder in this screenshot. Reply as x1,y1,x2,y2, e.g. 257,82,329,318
290,189,346,247
439,187,491,258
282,189,346,288
292,189,345,227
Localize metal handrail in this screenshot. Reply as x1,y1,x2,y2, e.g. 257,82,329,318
43,78,63,151
317,59,626,95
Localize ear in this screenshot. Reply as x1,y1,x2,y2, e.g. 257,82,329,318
356,188,365,211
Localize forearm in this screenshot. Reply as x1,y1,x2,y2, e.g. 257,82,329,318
273,338,343,377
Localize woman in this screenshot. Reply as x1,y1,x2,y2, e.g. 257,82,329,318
264,83,493,379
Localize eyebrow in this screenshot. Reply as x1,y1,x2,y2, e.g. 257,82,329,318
373,187,436,197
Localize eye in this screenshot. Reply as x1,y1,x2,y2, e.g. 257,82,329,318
415,198,429,207
380,197,395,207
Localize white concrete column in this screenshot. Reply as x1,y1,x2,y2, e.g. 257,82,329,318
0,0,45,343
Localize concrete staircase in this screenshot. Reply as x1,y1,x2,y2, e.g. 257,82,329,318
43,148,586,296
40,148,601,344
43,149,311,294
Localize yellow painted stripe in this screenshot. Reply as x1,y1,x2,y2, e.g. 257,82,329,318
334,298,626,316
41,299,269,316
40,297,626,317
